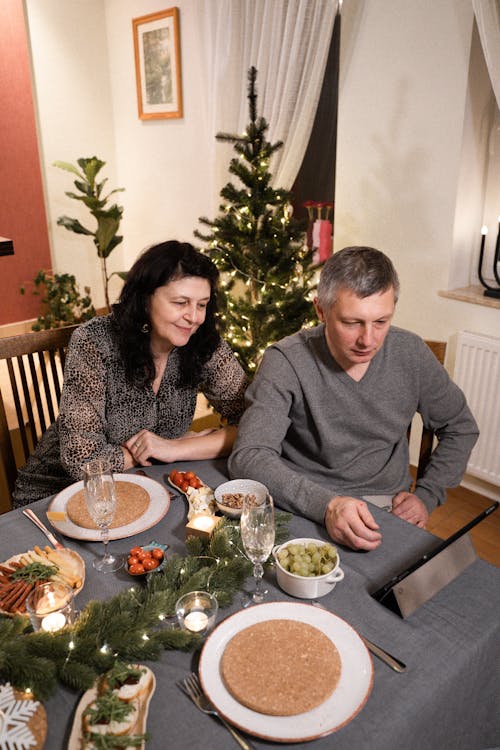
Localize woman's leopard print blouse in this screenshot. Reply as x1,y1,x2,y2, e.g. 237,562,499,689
13,315,248,506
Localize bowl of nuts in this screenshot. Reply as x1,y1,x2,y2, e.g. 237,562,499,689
214,479,269,519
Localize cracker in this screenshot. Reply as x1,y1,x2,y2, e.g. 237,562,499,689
66,481,150,529
221,619,341,716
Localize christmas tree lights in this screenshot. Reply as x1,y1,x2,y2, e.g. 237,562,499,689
195,67,319,375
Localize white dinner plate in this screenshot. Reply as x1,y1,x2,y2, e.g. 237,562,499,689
199,601,373,743
47,474,170,541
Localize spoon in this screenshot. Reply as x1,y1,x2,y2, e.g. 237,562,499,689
310,600,406,672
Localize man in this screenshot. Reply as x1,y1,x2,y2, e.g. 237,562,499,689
228,247,479,551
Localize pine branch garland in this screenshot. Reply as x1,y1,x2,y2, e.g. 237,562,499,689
0,514,290,700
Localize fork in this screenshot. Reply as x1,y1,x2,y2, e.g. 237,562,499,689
178,673,256,750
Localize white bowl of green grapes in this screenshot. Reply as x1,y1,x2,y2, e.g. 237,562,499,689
272,538,344,599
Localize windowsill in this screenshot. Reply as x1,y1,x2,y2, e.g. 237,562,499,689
438,285,500,310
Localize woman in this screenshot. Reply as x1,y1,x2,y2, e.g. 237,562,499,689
13,241,248,506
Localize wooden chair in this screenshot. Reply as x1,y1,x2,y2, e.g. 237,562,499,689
410,340,447,480
0,325,79,509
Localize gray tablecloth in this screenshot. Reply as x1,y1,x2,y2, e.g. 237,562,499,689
1,459,499,750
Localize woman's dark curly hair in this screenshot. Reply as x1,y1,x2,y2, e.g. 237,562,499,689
112,241,220,387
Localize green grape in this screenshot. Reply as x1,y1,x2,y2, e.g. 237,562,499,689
278,541,338,577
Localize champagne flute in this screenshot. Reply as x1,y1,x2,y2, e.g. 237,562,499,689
240,494,275,603
83,457,123,572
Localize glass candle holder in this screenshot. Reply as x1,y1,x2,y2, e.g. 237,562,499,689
175,590,218,636
25,581,75,632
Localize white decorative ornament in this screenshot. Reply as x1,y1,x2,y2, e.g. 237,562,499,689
0,684,39,750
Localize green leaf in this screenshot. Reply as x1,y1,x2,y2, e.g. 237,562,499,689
53,160,83,178
95,217,121,257
56,216,94,236
109,270,128,281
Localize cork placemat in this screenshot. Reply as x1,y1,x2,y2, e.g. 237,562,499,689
66,481,150,529
221,619,342,716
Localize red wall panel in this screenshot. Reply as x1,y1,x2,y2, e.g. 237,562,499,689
0,0,52,325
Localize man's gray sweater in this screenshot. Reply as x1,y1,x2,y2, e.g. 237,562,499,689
228,325,479,524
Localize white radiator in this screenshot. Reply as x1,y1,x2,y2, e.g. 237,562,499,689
453,331,500,485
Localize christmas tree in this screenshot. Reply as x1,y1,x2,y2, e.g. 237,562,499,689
195,67,318,375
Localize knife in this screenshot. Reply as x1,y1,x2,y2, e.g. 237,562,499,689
311,600,406,673
22,508,65,550
362,636,406,672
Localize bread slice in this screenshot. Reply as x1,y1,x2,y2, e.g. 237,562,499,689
82,696,139,737
99,664,152,703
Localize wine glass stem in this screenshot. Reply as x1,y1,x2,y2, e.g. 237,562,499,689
101,527,111,560
253,562,264,598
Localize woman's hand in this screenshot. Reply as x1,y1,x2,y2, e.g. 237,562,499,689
124,425,238,465
124,430,173,466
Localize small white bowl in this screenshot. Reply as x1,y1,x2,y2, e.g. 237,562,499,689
214,479,269,519
272,537,344,599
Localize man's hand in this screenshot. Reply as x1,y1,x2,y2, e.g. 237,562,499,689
325,496,382,551
391,492,429,528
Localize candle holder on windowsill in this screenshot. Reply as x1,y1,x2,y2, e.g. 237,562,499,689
477,222,500,299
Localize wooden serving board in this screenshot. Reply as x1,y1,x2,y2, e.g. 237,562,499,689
68,666,156,750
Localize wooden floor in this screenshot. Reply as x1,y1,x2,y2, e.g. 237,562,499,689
426,483,500,567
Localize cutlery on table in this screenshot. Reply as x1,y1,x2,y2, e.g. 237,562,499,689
310,600,406,673
361,636,406,672
178,672,256,750
22,508,65,550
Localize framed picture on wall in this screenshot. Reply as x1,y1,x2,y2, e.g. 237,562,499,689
132,7,183,120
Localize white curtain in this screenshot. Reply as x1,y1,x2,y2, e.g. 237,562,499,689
193,0,337,207
472,0,500,109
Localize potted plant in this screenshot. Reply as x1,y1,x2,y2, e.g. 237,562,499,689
53,156,126,311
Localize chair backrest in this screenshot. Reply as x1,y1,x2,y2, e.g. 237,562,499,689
0,325,79,507
411,340,447,480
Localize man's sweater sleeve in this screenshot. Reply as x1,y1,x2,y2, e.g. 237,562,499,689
228,348,335,524
413,342,479,511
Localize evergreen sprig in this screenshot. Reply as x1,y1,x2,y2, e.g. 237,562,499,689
0,514,290,700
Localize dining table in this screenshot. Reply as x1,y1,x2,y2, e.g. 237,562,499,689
1,458,499,750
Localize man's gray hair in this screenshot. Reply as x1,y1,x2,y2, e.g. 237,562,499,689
317,246,400,309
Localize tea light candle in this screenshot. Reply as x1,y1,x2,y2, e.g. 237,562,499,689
41,611,67,632
25,581,75,633
184,611,209,632
175,590,218,636
185,514,221,540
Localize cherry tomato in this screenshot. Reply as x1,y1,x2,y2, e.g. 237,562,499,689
179,480,189,493
143,558,159,571
127,556,139,566
170,470,181,484
130,546,142,557
151,548,164,561
184,471,196,480
190,477,202,489
128,563,145,575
